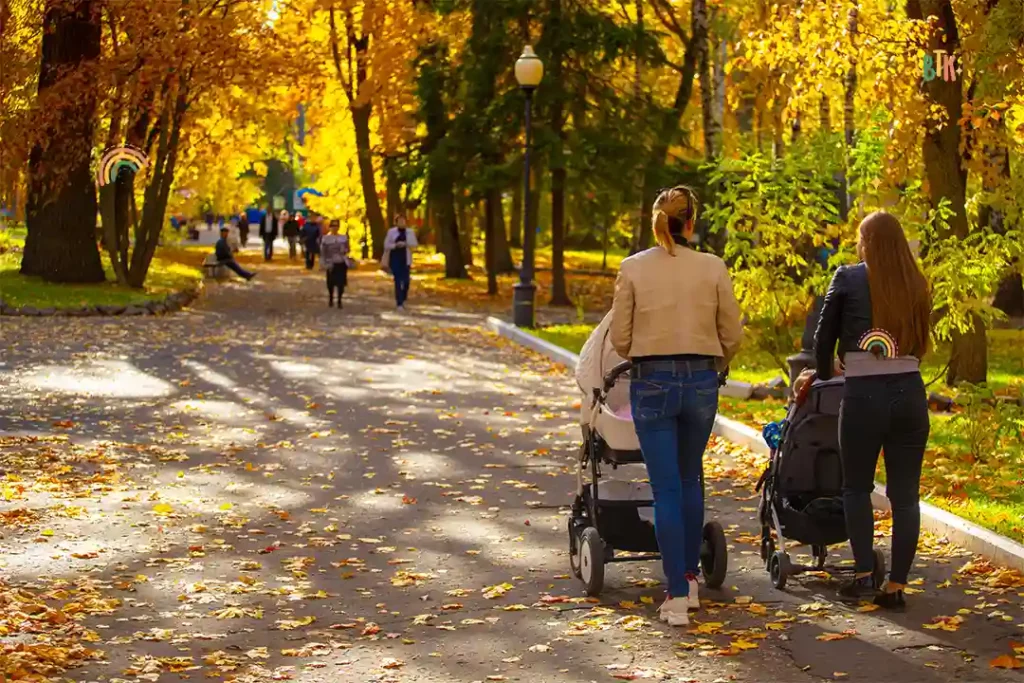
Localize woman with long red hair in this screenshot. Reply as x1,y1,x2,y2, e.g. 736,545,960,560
815,211,932,609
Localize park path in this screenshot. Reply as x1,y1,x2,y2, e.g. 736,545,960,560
0,264,1021,683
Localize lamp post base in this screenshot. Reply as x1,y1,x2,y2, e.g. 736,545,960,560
512,282,536,328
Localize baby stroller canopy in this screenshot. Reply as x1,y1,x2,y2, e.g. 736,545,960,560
575,312,639,452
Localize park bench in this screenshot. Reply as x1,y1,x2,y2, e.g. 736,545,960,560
202,254,229,280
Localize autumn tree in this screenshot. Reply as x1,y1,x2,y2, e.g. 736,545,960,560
21,0,105,283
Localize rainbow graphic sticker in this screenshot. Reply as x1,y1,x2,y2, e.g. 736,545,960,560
858,329,898,359
96,146,148,187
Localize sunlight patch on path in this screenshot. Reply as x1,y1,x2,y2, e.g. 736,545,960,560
8,360,175,399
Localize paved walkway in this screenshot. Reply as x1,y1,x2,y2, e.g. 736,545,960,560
0,266,1021,682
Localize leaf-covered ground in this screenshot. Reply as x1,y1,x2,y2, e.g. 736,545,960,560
0,257,1022,682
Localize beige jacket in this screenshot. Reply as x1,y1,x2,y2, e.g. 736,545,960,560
610,246,743,369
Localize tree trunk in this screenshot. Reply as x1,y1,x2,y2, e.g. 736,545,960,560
842,5,858,219
635,0,704,252
457,197,473,267
485,187,498,295
907,0,985,384
712,39,726,142
21,0,104,283
994,274,1024,318
385,155,402,227
509,179,522,248
493,189,515,272
546,0,571,306
128,79,188,288
352,104,387,259
696,0,715,161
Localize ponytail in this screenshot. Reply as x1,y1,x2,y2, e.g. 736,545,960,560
653,209,675,256
651,185,698,257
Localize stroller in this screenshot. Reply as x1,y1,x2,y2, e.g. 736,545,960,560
568,313,728,596
756,376,886,589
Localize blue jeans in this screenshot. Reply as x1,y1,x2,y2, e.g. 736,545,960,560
391,261,410,306
630,364,719,598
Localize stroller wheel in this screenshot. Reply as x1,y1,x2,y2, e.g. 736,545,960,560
578,527,605,597
568,518,585,579
769,551,792,590
872,549,887,589
700,521,728,589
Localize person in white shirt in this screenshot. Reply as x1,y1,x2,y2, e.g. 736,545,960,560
382,215,418,310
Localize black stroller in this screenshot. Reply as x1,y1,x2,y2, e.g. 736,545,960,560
756,377,886,589
568,359,729,596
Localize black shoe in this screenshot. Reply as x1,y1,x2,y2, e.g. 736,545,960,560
838,575,877,602
874,589,906,610
328,299,334,308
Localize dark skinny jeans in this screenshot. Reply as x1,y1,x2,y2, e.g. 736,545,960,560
839,372,929,585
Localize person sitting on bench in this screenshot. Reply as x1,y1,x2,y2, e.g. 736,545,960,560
215,226,256,280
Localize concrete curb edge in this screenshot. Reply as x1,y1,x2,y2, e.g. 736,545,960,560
486,316,1024,572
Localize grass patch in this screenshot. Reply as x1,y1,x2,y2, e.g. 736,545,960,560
531,324,592,355
0,236,203,309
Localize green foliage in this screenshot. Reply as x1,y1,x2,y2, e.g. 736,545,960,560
917,197,1024,342
948,383,1024,465
704,140,841,376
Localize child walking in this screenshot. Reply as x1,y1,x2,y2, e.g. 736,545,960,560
320,219,350,308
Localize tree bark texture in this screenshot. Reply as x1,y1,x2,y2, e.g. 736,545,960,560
22,0,104,283
907,0,986,384
635,0,704,252
545,0,571,306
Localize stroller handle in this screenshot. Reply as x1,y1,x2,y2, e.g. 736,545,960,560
602,361,633,392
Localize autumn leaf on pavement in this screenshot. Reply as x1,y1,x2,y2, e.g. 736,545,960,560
816,629,858,642
275,615,315,630
923,615,964,632
991,654,1024,669
482,582,513,599
381,657,404,669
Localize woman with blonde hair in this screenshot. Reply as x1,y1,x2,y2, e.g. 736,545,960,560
814,211,931,609
610,186,743,627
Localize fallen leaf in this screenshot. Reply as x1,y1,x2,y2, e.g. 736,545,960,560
990,654,1023,669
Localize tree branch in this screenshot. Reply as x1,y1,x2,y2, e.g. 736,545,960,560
650,0,690,45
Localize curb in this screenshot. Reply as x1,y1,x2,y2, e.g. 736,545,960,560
487,316,1024,573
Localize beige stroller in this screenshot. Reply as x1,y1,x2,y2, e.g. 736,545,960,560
569,313,728,596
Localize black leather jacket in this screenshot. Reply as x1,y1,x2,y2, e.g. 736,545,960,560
814,263,872,380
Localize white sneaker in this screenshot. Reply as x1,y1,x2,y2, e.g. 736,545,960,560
687,579,700,611
658,597,690,627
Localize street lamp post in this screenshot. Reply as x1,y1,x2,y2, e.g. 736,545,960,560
512,45,543,328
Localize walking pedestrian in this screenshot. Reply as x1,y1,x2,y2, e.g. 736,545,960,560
238,211,250,246
382,215,417,310
320,219,350,308
609,186,743,627
214,226,257,281
301,215,322,270
814,211,932,609
260,208,279,261
281,210,301,260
